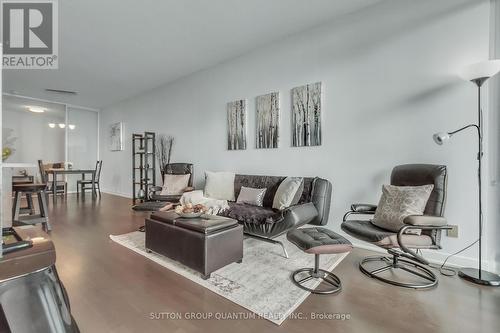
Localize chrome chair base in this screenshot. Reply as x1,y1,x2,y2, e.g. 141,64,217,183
360,255,437,289
291,253,342,294
292,268,342,294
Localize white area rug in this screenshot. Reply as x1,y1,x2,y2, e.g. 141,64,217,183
110,231,348,325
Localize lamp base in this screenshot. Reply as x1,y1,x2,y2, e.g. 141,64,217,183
458,268,500,286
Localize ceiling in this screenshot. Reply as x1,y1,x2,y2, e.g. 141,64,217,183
2,0,379,109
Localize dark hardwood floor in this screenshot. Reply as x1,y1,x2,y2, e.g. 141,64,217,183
40,193,500,332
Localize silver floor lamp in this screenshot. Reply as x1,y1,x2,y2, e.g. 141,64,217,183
433,59,500,286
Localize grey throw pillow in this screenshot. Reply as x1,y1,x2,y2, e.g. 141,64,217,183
236,187,267,206
372,184,434,232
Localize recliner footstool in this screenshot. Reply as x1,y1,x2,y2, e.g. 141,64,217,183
287,227,352,294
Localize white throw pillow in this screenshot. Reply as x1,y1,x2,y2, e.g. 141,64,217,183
160,174,190,195
236,187,267,206
204,171,235,201
272,177,304,210
372,184,434,232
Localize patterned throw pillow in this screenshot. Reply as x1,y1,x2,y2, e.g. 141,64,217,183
272,177,304,210
236,187,267,206
372,184,434,232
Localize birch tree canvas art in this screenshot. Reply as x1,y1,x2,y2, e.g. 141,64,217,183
256,92,279,149
227,99,247,150
291,82,322,147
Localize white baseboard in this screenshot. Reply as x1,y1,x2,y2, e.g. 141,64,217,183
101,189,131,199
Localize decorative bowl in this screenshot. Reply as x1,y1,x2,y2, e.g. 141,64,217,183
178,211,203,218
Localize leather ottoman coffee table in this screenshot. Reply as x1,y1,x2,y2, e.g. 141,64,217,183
145,211,243,279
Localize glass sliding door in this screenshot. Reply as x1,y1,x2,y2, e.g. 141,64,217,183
2,95,66,167
66,107,99,193
1,94,99,195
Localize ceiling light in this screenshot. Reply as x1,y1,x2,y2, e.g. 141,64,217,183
48,123,56,128
28,106,45,113
58,123,66,129
68,124,76,130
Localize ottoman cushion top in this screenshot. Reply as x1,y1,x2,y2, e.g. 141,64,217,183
132,201,169,211
150,211,178,224
287,227,352,254
150,211,239,234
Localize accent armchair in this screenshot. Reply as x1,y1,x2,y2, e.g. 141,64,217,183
341,164,451,289
149,163,194,203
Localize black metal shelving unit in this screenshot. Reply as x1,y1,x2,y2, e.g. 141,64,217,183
132,132,156,204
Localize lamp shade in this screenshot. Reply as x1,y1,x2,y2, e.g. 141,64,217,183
433,132,450,145
460,59,500,81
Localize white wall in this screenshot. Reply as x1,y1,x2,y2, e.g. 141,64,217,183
100,0,494,269
487,0,500,273
3,108,65,166
66,107,99,192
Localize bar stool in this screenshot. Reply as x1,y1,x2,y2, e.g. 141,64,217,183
287,227,352,294
12,183,51,232
12,177,35,215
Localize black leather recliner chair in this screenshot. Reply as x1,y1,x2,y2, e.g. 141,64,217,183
149,163,194,202
341,164,451,289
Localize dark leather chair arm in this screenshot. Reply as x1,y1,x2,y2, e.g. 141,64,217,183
149,186,163,194
239,203,319,240
151,186,193,195
343,204,377,222
149,186,193,203
397,223,452,265
404,215,447,226
281,202,319,229
351,204,377,212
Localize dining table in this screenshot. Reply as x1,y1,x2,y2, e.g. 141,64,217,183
45,168,96,202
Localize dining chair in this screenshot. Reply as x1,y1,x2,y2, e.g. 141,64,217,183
77,160,102,197
38,160,67,197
